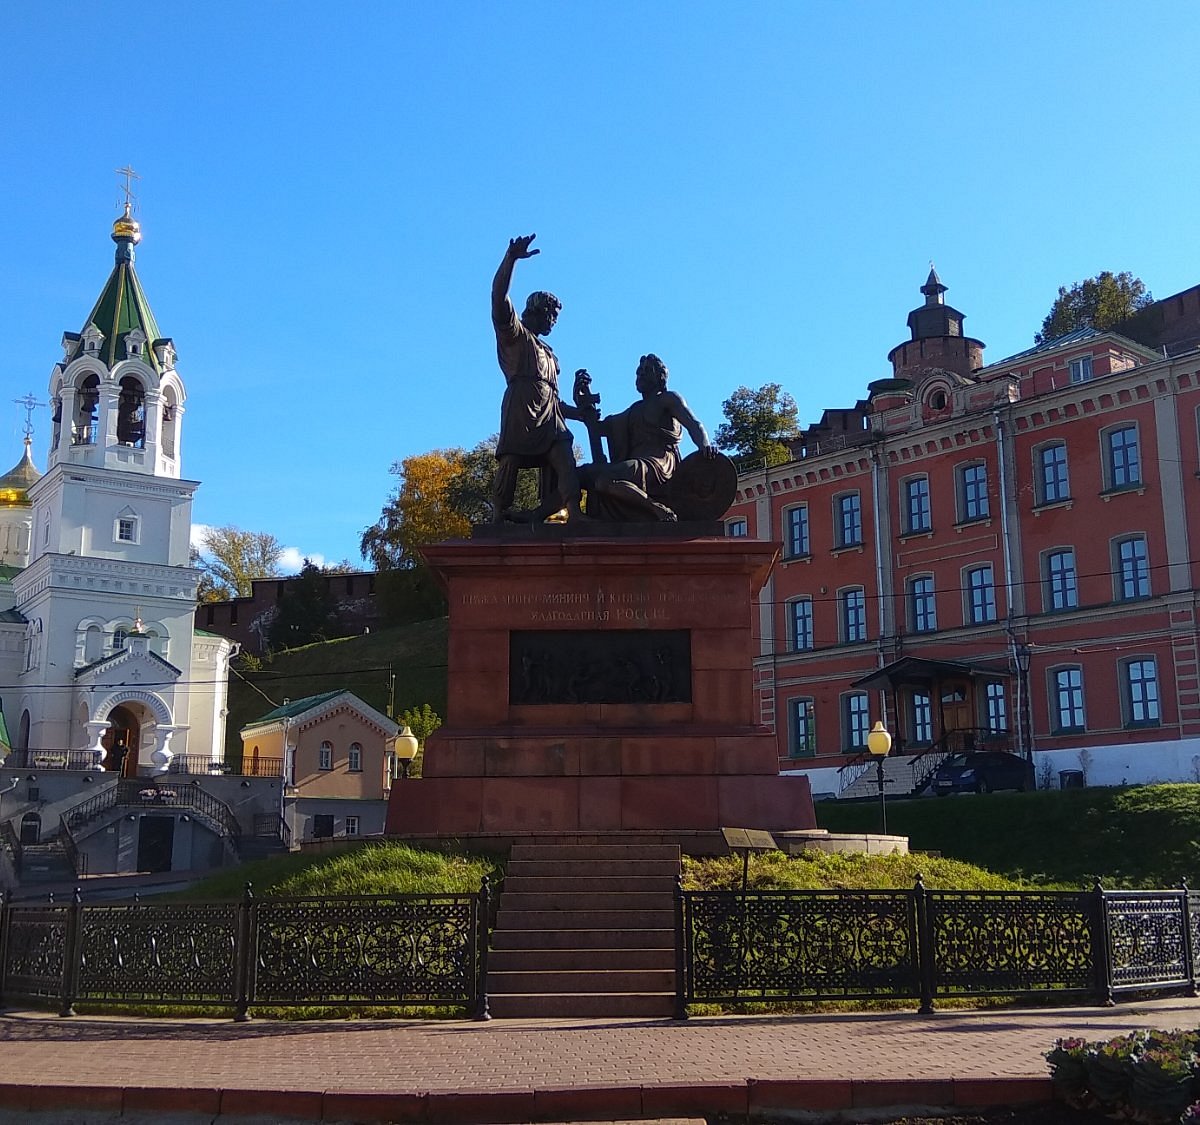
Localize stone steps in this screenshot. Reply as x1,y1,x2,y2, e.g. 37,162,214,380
488,840,680,1019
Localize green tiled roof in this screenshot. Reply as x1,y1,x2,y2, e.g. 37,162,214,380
243,690,349,730
82,255,164,373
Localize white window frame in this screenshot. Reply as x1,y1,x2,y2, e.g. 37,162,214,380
318,741,333,771
345,815,360,836
1068,355,1093,384
348,743,363,772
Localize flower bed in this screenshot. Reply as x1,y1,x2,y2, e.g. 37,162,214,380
1047,1028,1200,1122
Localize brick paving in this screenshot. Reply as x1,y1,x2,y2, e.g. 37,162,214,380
0,996,1197,1120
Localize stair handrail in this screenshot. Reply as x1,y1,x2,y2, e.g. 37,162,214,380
117,780,241,843
0,818,23,874
837,751,875,793
61,778,122,830
57,814,87,878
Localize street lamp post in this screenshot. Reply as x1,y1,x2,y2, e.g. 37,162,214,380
866,720,893,835
394,725,419,780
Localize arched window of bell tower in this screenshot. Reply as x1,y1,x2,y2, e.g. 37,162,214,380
51,379,63,450
73,374,99,446
161,384,178,460
117,377,146,448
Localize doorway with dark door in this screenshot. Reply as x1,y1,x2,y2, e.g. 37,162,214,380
102,705,141,776
19,812,40,846
136,816,175,872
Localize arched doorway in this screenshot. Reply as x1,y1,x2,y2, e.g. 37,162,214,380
19,812,40,846
102,705,141,777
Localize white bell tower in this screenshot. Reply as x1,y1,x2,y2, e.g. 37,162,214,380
7,188,232,776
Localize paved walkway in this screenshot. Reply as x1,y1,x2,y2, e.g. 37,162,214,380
0,996,1198,1121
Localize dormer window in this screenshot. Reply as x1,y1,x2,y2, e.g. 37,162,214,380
1069,356,1093,384
112,627,129,653
927,388,949,411
124,328,146,358
81,324,104,355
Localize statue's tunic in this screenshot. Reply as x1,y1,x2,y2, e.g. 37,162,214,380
494,298,569,461
606,398,683,498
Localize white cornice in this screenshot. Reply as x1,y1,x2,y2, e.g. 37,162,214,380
13,552,199,603
27,462,198,504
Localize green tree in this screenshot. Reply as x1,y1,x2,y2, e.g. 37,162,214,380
194,526,283,600
715,383,801,467
1036,271,1153,344
360,449,471,571
399,703,442,748
445,436,540,524
268,560,338,650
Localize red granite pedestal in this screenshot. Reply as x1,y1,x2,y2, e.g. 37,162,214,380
385,534,815,836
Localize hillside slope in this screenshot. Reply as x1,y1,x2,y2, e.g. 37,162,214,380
225,617,448,759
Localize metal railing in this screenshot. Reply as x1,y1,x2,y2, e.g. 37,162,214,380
10,750,99,772
0,880,492,1020
238,757,285,779
675,878,1200,1017
0,820,23,875
166,756,231,777
57,816,87,879
59,780,241,845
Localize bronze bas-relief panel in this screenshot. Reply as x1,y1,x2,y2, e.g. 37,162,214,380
510,630,692,705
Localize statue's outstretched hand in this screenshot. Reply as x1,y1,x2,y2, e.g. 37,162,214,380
508,234,540,259
699,442,718,459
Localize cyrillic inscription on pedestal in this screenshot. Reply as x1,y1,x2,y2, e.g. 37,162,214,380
510,629,691,705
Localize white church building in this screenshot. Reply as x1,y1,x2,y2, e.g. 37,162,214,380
0,203,234,782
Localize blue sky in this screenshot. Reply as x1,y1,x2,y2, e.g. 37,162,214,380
4,2,1199,569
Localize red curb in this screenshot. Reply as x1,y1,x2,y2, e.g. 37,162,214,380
642,1081,749,1116
322,1091,428,1123
533,1083,644,1121
748,1078,853,1111
953,1077,1055,1106
853,1079,956,1108
124,1086,222,1114
28,1084,123,1112
222,1088,324,1118
426,1088,538,1123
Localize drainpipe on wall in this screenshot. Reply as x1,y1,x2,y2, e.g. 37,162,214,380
870,443,890,730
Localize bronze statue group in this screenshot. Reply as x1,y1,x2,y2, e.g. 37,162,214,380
491,234,731,526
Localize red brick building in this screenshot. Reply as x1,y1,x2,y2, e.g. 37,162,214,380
727,271,1200,796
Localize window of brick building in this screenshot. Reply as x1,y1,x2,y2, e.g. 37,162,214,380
1068,356,1093,384
1122,658,1160,727
788,597,814,651
348,743,363,772
965,564,997,625
1114,535,1150,601
788,698,816,757
840,587,867,643
1052,667,1086,733
726,518,748,537
1037,442,1070,505
1105,424,1141,490
902,476,932,534
785,505,809,557
911,691,933,744
957,462,990,522
319,741,333,771
985,681,1008,733
1044,549,1078,611
909,575,936,632
842,692,870,751
835,492,862,548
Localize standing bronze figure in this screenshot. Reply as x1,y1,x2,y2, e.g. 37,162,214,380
491,235,585,523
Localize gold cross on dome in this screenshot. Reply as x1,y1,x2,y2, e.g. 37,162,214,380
115,165,141,209
13,392,41,438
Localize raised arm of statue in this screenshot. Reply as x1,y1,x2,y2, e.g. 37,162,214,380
492,234,539,328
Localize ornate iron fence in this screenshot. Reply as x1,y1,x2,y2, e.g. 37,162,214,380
677,878,1200,1017
0,881,490,1020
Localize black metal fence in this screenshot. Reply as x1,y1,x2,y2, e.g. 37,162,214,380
0,881,491,1020
676,878,1200,1016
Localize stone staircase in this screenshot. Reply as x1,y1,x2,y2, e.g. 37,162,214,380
488,841,681,1018
20,839,76,884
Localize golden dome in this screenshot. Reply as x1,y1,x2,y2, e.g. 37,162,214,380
0,439,41,507
111,202,141,246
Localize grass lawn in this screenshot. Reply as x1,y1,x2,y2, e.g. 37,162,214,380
815,783,1200,889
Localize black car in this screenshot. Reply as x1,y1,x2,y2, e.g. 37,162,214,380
932,750,1033,795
